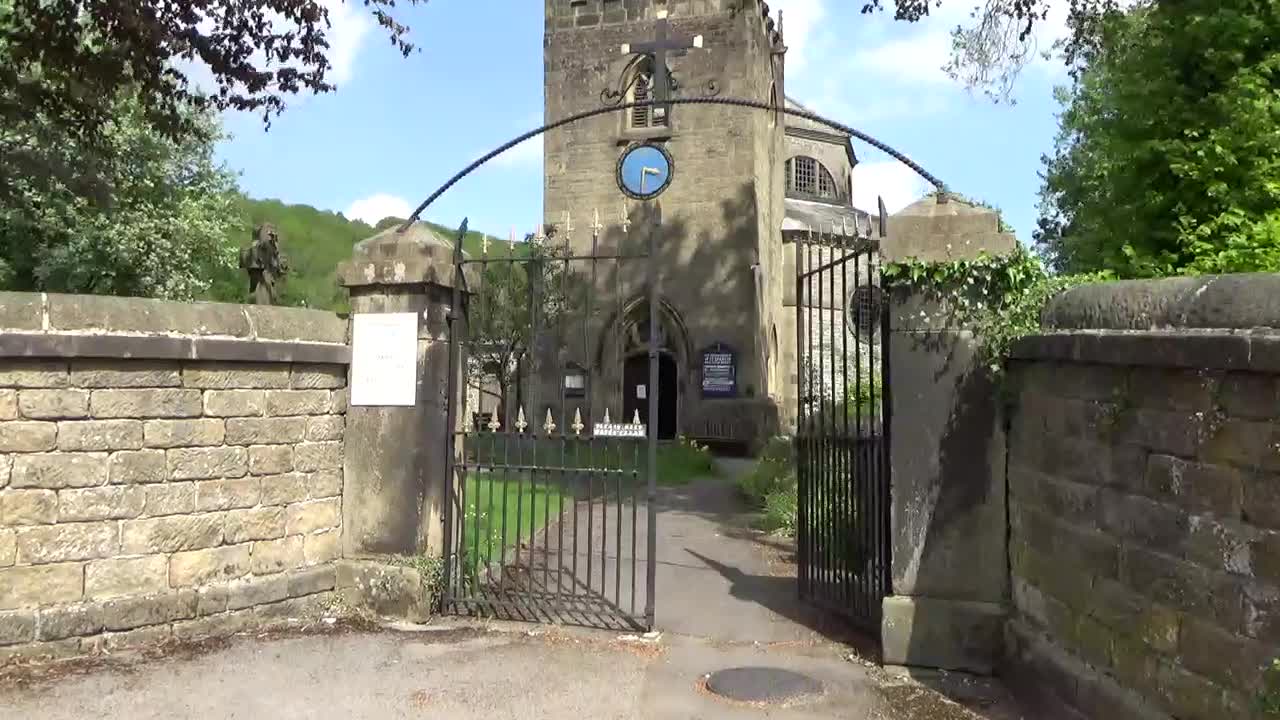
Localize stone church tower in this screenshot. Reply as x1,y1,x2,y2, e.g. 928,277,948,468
541,0,875,449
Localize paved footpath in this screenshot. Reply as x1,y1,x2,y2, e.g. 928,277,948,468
0,459,1029,720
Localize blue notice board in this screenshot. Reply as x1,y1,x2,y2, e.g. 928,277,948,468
701,343,737,398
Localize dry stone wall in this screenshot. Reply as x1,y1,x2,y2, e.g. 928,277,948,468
1003,276,1280,720
0,293,349,663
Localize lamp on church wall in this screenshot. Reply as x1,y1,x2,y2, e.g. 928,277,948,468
564,363,587,398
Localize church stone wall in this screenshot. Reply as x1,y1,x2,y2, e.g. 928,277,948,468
544,0,784,446
0,293,349,663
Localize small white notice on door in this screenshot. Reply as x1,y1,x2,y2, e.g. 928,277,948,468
636,384,647,399
350,313,418,406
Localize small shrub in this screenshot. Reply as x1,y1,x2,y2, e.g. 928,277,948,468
760,480,798,537
739,436,794,505
1258,658,1280,716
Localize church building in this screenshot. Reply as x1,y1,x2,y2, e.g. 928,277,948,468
540,0,880,449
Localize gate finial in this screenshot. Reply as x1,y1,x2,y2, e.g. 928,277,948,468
632,409,642,426
563,211,574,239
487,413,501,432
482,232,490,255
620,203,631,234
535,223,547,244
544,408,557,435
572,408,585,436
591,209,604,238
515,406,528,433
603,408,612,424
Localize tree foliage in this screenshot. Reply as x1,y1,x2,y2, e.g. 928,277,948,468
0,0,426,153
0,92,241,299
1035,0,1280,277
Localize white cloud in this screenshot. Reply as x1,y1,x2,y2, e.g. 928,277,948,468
321,0,373,86
852,160,931,214
769,0,827,72
346,194,412,226
849,29,954,86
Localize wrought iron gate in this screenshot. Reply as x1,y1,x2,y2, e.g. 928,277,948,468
442,217,659,631
794,221,892,631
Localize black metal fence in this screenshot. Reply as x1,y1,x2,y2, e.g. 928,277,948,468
442,219,659,631
794,228,892,632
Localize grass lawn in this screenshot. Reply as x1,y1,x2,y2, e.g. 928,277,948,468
461,471,563,569
464,435,717,488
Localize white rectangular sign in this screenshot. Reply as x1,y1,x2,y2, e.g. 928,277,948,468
350,313,418,407
594,423,646,438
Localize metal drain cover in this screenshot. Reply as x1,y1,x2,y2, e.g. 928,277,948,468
705,667,825,704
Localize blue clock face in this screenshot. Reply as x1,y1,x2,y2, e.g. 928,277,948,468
617,144,673,200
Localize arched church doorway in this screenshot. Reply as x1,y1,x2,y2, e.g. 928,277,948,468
623,352,678,440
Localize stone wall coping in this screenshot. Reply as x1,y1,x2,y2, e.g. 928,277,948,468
0,292,349,364
1011,329,1280,372
1043,273,1280,331
337,222,477,290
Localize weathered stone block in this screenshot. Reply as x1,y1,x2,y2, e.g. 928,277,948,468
248,445,293,475
100,591,197,631
121,514,222,554
0,454,8,488
1145,455,1244,519
1115,409,1203,458
0,610,36,646
143,419,225,448
1243,581,1280,643
1036,476,1100,528
195,585,229,616
102,623,173,650
69,360,181,389
0,361,69,388
183,364,289,390
1108,633,1161,698
1187,517,1256,576
203,389,267,418
37,603,104,641
57,419,144,452
294,442,342,472
255,594,326,622
1074,614,1114,670
290,365,346,390
1124,546,1242,627
16,522,118,564
170,545,251,587
303,530,340,566
1179,614,1270,694
90,389,202,419
1128,368,1218,412
0,390,17,420
1243,472,1280,531
108,449,167,484
225,416,305,446
0,422,57,452
329,388,348,414
0,489,57,525
1202,418,1280,471
85,555,168,599
305,415,344,442
1099,490,1188,557
251,536,303,575
172,609,253,641
308,470,341,499
287,565,336,596
335,559,431,622
1136,604,1180,654
168,446,248,480
225,574,290,611
11,452,108,489
1157,661,1228,720
881,595,1007,674
286,499,340,535
140,483,196,518
0,529,13,567
266,390,330,416
18,389,89,420
58,485,145,522
260,473,309,505
195,478,260,512
224,507,285,543
1219,372,1280,421
0,563,84,610
1252,529,1280,582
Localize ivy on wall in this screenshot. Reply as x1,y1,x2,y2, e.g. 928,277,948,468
881,246,1110,374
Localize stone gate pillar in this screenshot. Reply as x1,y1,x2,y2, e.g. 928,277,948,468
879,194,1018,674
336,223,467,561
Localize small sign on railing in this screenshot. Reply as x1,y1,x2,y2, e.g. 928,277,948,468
594,423,646,438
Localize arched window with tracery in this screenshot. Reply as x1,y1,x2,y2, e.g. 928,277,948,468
626,57,667,130
785,156,838,200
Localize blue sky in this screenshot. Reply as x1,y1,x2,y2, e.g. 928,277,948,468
215,0,1073,242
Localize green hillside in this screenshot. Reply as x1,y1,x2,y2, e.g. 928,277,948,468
205,197,526,313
